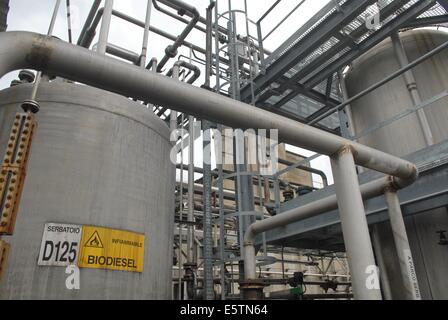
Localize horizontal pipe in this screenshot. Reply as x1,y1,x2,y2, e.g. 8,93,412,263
243,176,394,280
80,8,207,56
0,32,417,183
106,43,140,64
278,158,328,187
268,290,353,300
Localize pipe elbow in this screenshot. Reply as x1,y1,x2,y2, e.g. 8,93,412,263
244,225,257,245
391,164,419,190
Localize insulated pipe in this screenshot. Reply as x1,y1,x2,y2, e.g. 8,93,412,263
0,32,417,183
384,189,421,300
331,147,381,300
97,0,113,54
155,0,200,72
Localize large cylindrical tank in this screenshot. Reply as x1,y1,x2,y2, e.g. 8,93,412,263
346,29,448,156
345,30,448,299
0,82,174,299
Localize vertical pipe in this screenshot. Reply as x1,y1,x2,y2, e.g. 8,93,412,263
391,32,434,147
205,2,214,88
65,0,73,43
331,147,382,300
202,3,215,299
371,225,393,300
217,125,226,300
77,0,102,45
202,120,215,300
384,189,421,300
97,0,114,54
30,0,62,101
337,71,355,138
140,0,152,68
187,116,195,264
256,22,265,69
171,64,182,300
170,65,180,134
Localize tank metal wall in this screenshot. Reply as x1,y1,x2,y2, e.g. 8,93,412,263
0,82,175,299
346,30,448,299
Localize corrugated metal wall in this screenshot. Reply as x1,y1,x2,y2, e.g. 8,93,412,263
0,0,9,32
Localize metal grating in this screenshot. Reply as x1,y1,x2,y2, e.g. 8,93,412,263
244,0,446,134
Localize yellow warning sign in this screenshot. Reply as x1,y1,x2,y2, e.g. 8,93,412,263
78,226,145,273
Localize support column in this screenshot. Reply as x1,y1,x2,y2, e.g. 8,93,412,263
331,147,382,300
97,0,114,54
384,189,421,300
202,120,214,300
371,225,393,300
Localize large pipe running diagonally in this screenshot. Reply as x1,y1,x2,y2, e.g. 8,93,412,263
0,31,419,298
0,32,417,183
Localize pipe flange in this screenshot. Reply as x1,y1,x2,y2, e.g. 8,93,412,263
21,100,40,114
239,280,265,300
165,45,178,58
18,70,35,83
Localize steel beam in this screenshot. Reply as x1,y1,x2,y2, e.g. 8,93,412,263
264,0,410,109
240,0,376,102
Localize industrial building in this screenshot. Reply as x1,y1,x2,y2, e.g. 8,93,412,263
0,0,447,301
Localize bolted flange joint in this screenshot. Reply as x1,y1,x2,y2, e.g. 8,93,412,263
239,279,265,300
165,45,178,58
21,100,40,114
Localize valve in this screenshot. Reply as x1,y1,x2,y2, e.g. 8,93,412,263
282,185,294,202
288,272,304,288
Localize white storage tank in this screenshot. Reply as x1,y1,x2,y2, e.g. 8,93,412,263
0,81,174,299
345,29,448,299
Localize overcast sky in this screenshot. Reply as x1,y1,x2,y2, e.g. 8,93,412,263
1,0,334,185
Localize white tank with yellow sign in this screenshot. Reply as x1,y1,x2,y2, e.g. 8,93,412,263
0,81,175,299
